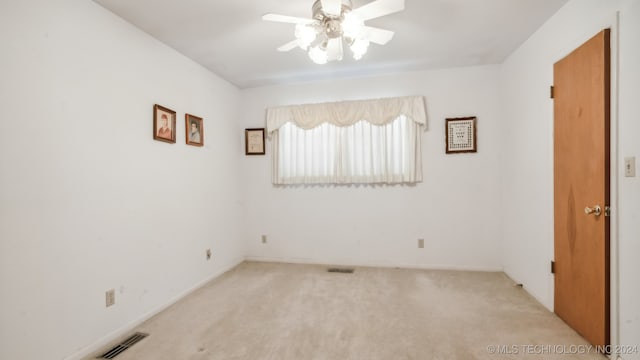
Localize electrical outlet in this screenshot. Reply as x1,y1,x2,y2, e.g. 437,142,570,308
418,238,424,249
206,249,212,260
105,289,115,307
261,235,267,244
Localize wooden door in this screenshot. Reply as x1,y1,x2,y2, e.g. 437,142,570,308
553,29,610,347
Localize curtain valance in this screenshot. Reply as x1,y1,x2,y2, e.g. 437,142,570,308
266,95,427,133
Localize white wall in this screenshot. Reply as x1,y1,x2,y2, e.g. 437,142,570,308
617,0,640,356
500,0,640,356
0,1,244,359
239,66,503,271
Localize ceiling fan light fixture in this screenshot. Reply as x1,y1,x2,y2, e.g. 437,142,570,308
341,12,364,39
350,38,369,60
308,45,329,64
264,0,404,64
295,23,318,50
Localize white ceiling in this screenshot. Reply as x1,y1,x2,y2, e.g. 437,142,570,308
93,0,568,89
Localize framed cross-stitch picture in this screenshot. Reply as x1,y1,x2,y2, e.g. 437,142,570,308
446,117,477,154
245,128,265,155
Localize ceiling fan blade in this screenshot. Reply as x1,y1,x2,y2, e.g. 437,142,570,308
361,26,395,45
277,40,299,52
321,0,342,16
262,13,314,24
352,0,405,21
326,38,343,61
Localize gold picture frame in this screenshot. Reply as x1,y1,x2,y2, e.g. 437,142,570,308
245,128,265,155
185,114,203,147
446,117,477,154
153,104,176,144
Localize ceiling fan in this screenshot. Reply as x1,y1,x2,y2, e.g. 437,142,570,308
262,0,405,64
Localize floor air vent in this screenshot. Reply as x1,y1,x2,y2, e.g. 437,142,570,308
97,332,149,359
328,268,355,273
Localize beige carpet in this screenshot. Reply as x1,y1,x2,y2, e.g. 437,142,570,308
90,262,605,360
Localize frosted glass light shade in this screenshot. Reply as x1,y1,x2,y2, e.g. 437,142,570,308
342,12,364,39
295,24,317,50
308,45,328,64
350,38,369,60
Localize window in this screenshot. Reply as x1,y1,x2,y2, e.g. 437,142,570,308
267,96,426,185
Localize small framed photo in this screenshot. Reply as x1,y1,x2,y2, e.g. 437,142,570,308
446,117,477,154
245,128,265,155
185,114,204,147
153,104,176,143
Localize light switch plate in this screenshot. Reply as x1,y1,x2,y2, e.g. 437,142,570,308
625,157,636,177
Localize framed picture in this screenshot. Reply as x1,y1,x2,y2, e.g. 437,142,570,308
446,117,477,154
245,128,265,155
153,104,176,143
185,114,204,147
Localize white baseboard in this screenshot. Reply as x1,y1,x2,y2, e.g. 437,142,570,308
502,269,554,312
244,255,503,272
64,257,245,360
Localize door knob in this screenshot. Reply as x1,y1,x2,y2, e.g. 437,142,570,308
584,205,602,216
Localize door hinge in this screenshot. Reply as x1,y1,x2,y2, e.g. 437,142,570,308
550,86,555,99
551,261,556,274
605,206,611,217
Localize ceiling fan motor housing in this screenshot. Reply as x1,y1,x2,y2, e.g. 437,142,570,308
325,19,343,38
312,0,353,19
312,0,354,39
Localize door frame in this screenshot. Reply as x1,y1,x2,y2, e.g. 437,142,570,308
549,13,620,350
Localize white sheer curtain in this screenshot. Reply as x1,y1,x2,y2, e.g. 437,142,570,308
272,116,422,184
